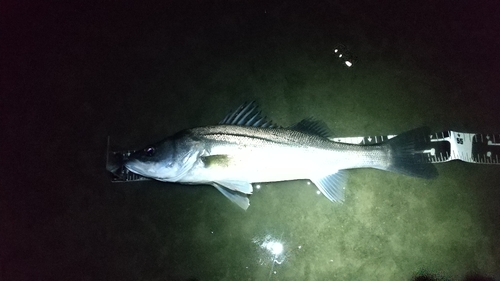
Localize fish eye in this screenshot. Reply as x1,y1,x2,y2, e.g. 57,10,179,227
144,146,156,157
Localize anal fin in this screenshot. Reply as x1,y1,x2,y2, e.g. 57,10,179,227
310,171,347,203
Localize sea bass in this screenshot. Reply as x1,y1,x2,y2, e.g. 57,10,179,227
124,102,437,209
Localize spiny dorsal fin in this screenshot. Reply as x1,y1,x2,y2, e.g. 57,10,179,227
219,101,280,128
289,118,332,138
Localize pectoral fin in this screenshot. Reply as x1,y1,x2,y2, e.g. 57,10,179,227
213,183,250,210
310,171,347,203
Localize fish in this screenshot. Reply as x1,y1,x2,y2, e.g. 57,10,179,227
124,102,437,210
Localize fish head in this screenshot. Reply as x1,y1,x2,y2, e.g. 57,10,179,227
124,137,197,181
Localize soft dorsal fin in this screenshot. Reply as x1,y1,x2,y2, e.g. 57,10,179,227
219,101,279,128
289,118,332,138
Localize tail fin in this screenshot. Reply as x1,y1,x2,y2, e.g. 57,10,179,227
384,127,438,179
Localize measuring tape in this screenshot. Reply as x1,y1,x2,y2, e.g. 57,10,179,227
107,130,500,183
332,131,500,164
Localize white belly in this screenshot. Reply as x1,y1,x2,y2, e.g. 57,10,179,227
179,145,362,184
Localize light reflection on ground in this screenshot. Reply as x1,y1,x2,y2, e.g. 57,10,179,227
252,233,300,279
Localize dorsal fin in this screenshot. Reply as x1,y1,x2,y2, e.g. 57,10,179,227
289,118,332,138
219,101,279,128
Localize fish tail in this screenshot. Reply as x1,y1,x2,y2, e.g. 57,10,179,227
384,127,438,179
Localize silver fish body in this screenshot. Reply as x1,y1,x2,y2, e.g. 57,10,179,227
125,103,437,209
171,125,389,182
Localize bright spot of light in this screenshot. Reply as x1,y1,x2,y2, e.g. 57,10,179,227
252,234,287,266
316,190,321,195
344,60,353,67
256,184,261,189
266,241,283,256
306,181,311,185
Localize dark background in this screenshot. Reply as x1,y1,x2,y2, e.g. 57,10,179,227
2,1,500,280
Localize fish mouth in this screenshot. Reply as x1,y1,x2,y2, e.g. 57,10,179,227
124,159,145,176
124,160,169,181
